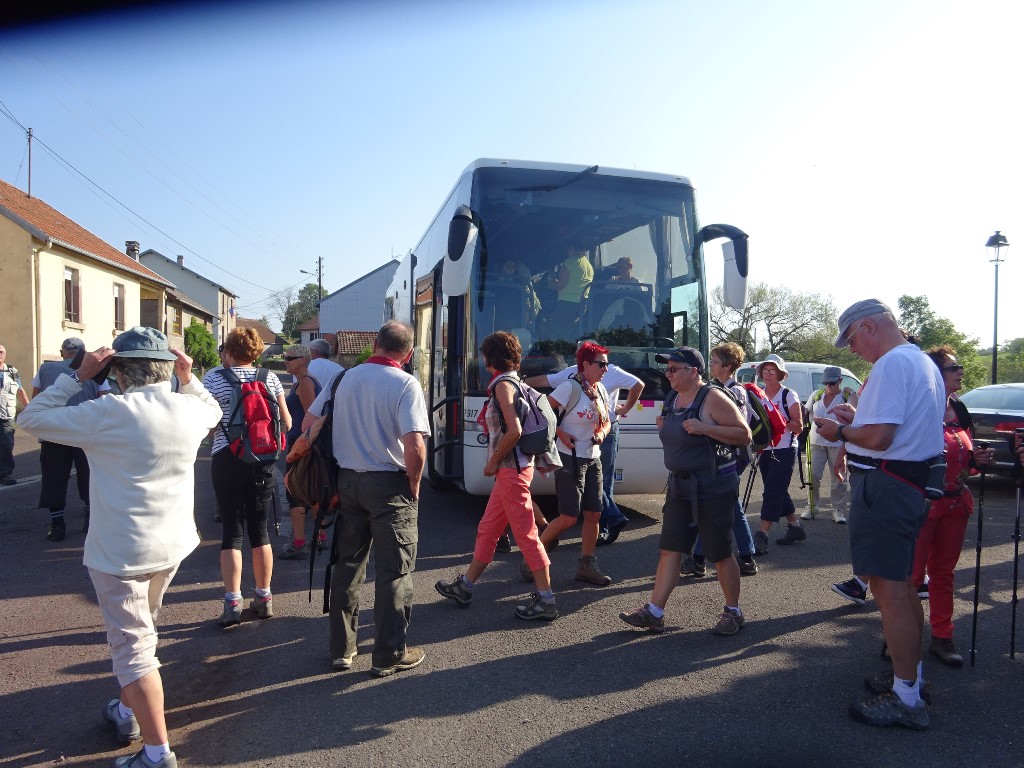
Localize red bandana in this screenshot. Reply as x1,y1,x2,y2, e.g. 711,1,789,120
366,355,403,369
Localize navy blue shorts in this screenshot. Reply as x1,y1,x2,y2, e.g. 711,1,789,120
848,468,928,581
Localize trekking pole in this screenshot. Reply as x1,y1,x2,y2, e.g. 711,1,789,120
742,456,759,510
271,475,281,536
1012,478,1022,659
970,468,986,666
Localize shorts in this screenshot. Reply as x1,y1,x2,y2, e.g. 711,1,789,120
848,468,928,581
660,472,738,563
554,453,602,517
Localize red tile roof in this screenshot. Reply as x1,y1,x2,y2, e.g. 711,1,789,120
335,331,377,355
298,316,320,331
0,177,171,286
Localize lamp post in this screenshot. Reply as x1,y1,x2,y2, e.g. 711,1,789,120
987,230,1010,385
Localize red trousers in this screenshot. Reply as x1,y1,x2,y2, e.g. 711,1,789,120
911,500,971,640
474,466,550,573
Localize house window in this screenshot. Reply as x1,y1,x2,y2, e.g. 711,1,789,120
113,283,126,331
171,306,183,335
64,267,81,323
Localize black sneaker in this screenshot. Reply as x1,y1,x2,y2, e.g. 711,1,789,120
831,578,868,605
47,520,66,542
917,582,929,599
864,671,933,705
776,523,806,545
848,691,929,730
0,475,17,486
739,556,758,576
495,533,513,553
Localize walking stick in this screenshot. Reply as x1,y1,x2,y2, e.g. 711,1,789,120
970,468,985,666
742,454,759,510
806,445,816,519
1012,479,1022,659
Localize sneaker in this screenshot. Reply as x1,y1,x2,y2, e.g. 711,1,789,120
681,554,706,578
831,578,867,605
544,537,560,552
435,576,473,607
929,636,964,667
917,582,929,600
800,509,816,521
332,650,357,671
833,511,847,524
513,592,558,621
217,597,243,627
739,557,759,576
753,530,769,555
279,541,310,559
776,523,807,545
47,519,66,542
317,537,329,552
595,529,611,546
848,691,929,730
0,475,17,485
113,749,178,768
619,605,665,633
712,608,745,636
249,594,273,620
102,698,140,743
495,533,513,553
603,517,628,545
575,555,612,586
864,671,933,705
370,646,425,678
520,561,535,583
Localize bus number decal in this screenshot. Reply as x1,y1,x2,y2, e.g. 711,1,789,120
464,408,478,419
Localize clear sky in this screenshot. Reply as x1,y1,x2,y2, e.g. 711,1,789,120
2,0,1022,347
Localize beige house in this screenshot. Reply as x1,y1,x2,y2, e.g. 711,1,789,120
139,249,237,346
0,178,176,374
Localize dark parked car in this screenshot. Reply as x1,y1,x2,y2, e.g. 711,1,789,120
958,383,1024,476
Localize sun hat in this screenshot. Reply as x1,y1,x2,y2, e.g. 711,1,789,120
756,354,789,380
112,327,176,361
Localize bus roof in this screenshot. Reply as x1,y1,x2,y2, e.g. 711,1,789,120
461,158,693,188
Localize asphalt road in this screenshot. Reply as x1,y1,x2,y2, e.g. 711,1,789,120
2,425,1023,768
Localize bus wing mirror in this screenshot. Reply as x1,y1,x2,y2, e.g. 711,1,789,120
695,224,748,310
443,204,477,296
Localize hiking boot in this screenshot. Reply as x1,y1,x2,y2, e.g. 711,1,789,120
864,671,933,705
575,555,612,586
249,594,273,620
739,556,759,576
681,554,706,578
370,646,425,678
435,576,473,607
753,530,769,555
279,541,310,560
800,509,816,521
833,510,847,524
929,636,964,667
712,608,745,636
102,698,140,743
332,650,357,671
495,533,513,553
113,749,178,768
217,597,242,627
619,605,665,633
831,578,868,605
917,582,929,600
513,592,558,621
776,523,806,545
47,519,66,542
520,561,535,583
848,691,929,730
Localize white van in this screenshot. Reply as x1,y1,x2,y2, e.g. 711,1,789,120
735,361,862,404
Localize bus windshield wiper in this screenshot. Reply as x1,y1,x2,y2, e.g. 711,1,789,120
506,164,598,193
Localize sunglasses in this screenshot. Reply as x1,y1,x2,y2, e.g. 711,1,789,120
665,365,692,375
942,364,964,373
284,355,304,361
590,360,609,368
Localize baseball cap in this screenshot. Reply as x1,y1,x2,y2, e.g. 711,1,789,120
655,346,705,374
835,299,891,348
112,327,177,361
756,354,789,380
822,366,842,384
61,337,85,352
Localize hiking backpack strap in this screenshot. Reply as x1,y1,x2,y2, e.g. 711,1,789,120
215,367,241,444
316,369,347,608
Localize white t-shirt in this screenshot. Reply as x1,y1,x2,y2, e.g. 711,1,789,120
806,389,846,448
546,363,641,423
549,378,610,460
850,343,944,461
767,386,798,450
308,357,345,391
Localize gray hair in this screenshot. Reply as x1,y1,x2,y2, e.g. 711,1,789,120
285,344,311,361
112,358,174,389
309,338,331,358
376,321,413,355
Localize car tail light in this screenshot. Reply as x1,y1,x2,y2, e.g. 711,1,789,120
994,421,1024,433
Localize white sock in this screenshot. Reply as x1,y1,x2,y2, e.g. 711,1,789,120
144,743,171,761
891,675,921,708
647,602,664,619
255,587,271,598
118,701,133,720
459,574,474,589
725,605,743,618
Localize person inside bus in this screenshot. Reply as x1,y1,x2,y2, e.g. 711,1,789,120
542,246,593,337
608,256,639,283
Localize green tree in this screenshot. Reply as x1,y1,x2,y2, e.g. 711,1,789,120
281,283,328,339
897,295,985,390
183,319,219,372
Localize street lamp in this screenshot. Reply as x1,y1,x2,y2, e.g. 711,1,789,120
987,230,1010,385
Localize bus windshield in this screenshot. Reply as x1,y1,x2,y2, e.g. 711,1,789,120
466,166,703,395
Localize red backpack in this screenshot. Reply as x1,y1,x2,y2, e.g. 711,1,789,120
218,368,286,464
742,382,789,448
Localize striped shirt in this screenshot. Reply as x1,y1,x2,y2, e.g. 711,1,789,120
201,366,285,455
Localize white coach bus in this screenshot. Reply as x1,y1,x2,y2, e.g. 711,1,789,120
385,159,749,495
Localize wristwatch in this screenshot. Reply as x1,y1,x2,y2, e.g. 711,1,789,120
836,424,847,442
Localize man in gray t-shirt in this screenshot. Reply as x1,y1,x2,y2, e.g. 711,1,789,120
326,321,430,679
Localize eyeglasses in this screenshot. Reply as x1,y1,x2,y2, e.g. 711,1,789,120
844,322,864,344
284,355,304,361
709,359,723,367
590,360,609,369
942,364,964,373
665,365,692,375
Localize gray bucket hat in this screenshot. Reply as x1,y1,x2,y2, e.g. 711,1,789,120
835,298,891,348
112,327,177,361
821,366,842,384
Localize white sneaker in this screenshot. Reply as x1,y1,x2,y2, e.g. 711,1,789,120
833,511,847,524
800,509,816,521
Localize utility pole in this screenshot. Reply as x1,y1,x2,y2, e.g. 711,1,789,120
27,128,32,198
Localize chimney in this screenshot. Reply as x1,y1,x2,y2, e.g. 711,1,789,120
125,241,140,261
177,255,185,267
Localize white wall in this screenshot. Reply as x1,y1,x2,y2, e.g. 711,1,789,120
319,262,399,333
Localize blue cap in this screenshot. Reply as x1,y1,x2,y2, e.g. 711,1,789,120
112,327,176,361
